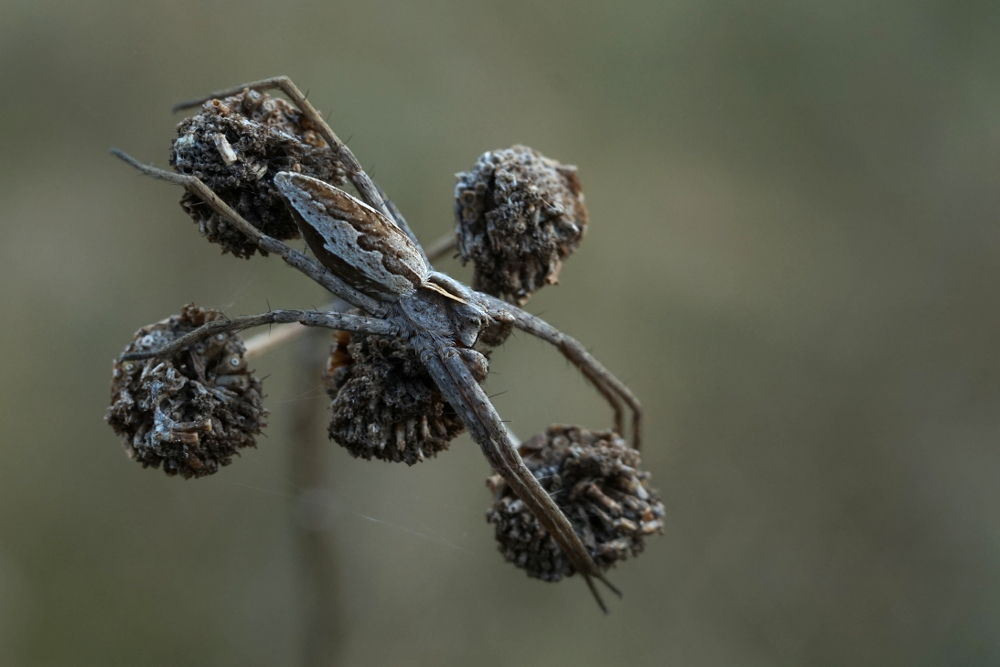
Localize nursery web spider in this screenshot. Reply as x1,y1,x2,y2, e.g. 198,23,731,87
113,76,642,611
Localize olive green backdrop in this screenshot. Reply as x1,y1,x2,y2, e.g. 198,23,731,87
1,1,998,665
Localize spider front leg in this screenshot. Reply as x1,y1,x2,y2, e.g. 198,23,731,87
111,149,386,316
120,309,397,362
412,334,621,612
476,293,643,449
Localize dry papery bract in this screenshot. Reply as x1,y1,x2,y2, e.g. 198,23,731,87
106,304,267,478
487,425,664,581
455,145,588,305
170,90,346,258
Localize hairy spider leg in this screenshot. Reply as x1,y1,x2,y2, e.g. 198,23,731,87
110,150,386,317
479,294,643,450
119,310,397,363
415,336,622,612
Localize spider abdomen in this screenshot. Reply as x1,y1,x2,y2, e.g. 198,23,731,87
275,172,427,300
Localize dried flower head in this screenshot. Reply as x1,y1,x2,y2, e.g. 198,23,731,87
455,145,588,305
487,425,663,581
106,304,267,478
325,331,466,465
170,90,347,258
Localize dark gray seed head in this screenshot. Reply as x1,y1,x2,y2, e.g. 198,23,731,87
486,425,664,581
106,304,267,478
170,90,347,258
455,145,588,305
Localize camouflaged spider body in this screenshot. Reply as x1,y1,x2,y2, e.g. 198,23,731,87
112,76,642,611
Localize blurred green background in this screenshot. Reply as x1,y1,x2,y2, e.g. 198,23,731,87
1,0,999,665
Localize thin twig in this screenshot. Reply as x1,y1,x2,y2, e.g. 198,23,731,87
245,321,310,360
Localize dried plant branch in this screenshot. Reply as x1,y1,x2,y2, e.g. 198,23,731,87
288,330,344,666
110,76,653,613
423,231,458,264
244,320,311,360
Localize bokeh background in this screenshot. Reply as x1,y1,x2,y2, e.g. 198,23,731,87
1,1,999,665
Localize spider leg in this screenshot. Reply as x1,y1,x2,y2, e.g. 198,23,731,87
110,149,386,316
414,335,621,612
478,293,643,450
239,229,462,360
120,309,396,362
172,76,396,228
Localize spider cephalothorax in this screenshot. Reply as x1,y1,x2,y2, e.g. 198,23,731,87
109,76,647,611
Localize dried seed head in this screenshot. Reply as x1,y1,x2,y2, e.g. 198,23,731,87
324,331,465,465
486,425,664,581
170,90,347,258
455,145,588,305
105,304,267,478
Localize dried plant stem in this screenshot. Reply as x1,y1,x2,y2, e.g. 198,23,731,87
245,320,311,360
424,231,458,263
288,330,343,666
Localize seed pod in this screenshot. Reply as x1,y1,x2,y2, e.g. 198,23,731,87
455,145,588,305
170,90,347,258
486,425,664,581
105,304,267,478
325,332,465,465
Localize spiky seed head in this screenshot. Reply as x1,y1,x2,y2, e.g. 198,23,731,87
325,332,465,465
455,145,588,305
170,90,347,258
487,425,664,581
105,304,267,478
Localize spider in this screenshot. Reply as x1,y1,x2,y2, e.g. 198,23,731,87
112,76,643,612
